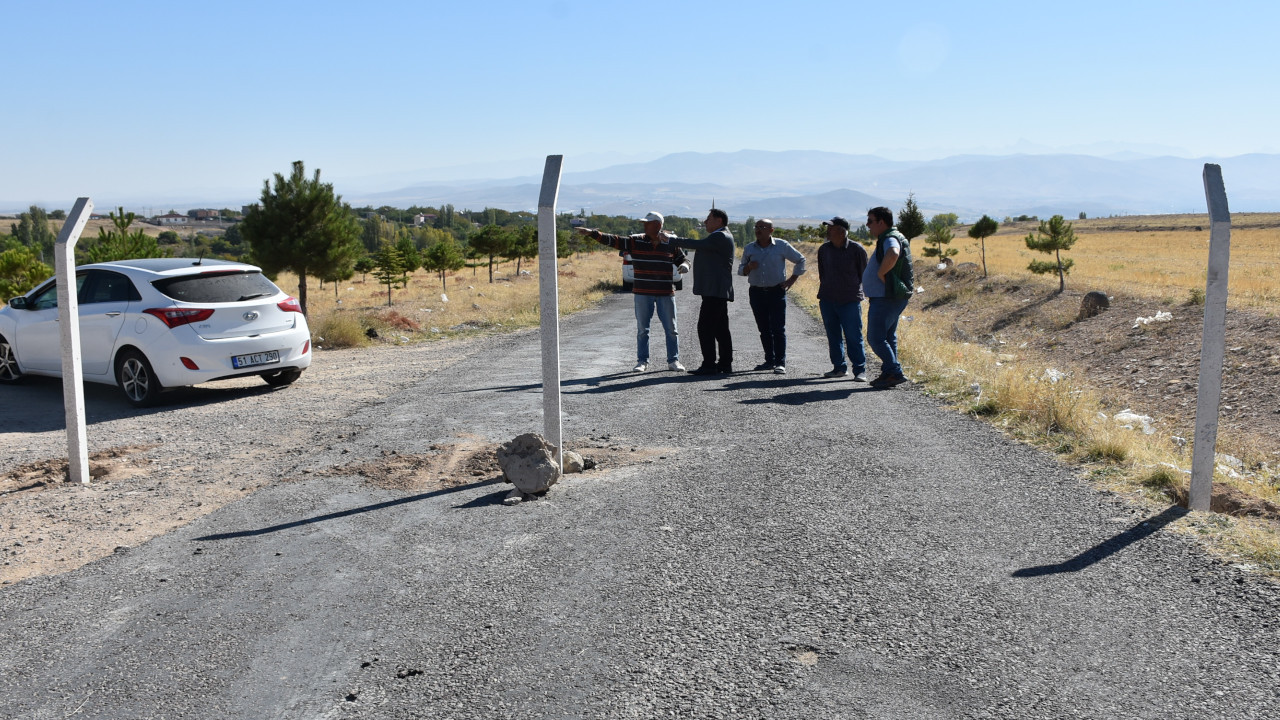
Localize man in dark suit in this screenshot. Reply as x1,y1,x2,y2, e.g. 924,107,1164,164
667,208,736,374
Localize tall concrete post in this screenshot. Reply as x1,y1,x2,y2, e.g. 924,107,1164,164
55,198,94,484
538,156,564,468
1190,165,1231,511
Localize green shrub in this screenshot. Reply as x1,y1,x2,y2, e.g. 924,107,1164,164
313,312,367,348
1139,466,1179,489
1084,438,1129,463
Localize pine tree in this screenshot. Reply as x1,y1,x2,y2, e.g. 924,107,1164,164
468,224,512,283
371,244,407,306
239,161,363,316
10,206,57,264
80,207,169,264
967,215,999,277
1024,215,1077,291
922,215,958,262
897,193,927,240
505,225,538,275
422,237,466,292
0,245,52,297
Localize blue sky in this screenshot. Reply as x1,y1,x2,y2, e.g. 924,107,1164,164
3,0,1277,210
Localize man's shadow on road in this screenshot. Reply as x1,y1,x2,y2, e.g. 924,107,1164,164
1011,505,1188,577
723,378,881,405
192,476,506,541
454,370,759,396
456,370,870,398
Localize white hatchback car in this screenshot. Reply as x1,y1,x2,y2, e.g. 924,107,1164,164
0,258,311,406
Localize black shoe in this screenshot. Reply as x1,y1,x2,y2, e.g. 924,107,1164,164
871,373,907,388
688,365,718,376
753,362,775,371
716,364,733,374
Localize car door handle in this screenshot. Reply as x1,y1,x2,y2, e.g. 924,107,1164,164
106,312,122,317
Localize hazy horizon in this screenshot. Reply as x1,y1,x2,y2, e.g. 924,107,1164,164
5,1,1277,213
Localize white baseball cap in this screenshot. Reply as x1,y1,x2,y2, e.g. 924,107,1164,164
642,211,664,224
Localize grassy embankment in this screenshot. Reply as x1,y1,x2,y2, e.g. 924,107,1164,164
789,213,1280,574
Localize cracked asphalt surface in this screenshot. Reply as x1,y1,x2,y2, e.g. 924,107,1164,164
2,272,1279,719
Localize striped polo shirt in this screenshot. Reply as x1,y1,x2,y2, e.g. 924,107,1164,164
591,231,687,296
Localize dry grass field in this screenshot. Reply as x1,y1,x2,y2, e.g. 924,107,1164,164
952,212,1280,310
279,249,624,348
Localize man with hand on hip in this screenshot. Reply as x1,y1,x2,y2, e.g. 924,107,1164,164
738,218,806,375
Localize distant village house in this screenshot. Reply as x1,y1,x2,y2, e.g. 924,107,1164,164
153,212,188,226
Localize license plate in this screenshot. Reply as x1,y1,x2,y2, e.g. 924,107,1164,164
231,350,280,369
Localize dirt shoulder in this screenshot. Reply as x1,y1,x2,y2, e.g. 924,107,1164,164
0,336,491,586
919,267,1280,460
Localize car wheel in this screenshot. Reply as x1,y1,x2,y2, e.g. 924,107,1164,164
621,281,633,292
674,280,683,291
262,367,302,387
115,348,163,407
0,334,22,384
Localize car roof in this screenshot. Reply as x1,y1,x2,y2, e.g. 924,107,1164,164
81,258,261,276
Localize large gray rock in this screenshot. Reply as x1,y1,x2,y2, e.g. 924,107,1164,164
497,433,561,494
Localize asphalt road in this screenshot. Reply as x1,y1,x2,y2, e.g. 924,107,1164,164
2,272,1278,719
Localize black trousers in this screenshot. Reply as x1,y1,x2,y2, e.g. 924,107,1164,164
748,285,787,365
697,297,733,369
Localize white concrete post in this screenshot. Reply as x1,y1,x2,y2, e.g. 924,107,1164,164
538,156,564,469
1190,165,1231,511
55,198,94,484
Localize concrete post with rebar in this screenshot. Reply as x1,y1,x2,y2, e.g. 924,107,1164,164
55,197,94,484
538,156,564,468
1190,165,1231,511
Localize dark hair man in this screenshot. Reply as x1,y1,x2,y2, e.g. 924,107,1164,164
817,216,869,381
576,212,689,373
863,206,911,388
665,208,736,374
738,218,806,374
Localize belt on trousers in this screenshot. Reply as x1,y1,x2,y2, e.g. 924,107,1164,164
750,284,784,290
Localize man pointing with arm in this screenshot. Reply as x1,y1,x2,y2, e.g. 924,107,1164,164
575,211,688,373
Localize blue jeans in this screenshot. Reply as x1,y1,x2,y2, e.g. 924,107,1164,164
634,294,678,364
866,296,909,377
819,299,865,374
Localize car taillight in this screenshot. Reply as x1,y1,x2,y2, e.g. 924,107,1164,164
302,340,310,355
278,297,302,314
144,307,215,329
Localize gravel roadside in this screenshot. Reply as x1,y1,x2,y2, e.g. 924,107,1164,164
1,275,1278,719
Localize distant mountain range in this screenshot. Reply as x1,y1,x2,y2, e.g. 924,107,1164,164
351,150,1280,221
6,150,1274,221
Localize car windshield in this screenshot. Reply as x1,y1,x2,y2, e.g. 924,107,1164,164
152,271,280,303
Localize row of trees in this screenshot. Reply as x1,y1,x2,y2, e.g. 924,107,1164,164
1,175,1081,304
889,193,1076,291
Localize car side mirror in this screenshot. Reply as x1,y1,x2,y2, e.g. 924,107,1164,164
7,296,28,310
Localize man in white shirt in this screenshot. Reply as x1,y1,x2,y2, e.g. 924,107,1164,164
738,218,807,374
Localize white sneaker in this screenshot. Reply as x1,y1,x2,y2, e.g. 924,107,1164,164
633,362,647,372
668,361,685,372
773,365,786,374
